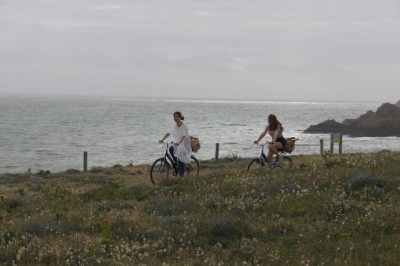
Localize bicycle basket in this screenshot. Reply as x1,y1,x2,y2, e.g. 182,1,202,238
190,136,201,152
284,137,297,153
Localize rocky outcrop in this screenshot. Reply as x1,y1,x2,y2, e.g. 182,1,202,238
304,101,400,137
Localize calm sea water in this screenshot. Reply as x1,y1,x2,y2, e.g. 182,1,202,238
1,95,399,173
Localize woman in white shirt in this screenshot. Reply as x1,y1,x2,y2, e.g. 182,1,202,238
159,111,192,176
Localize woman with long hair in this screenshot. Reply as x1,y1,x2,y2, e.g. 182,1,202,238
254,114,287,162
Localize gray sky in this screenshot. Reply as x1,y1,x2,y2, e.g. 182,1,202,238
0,0,399,102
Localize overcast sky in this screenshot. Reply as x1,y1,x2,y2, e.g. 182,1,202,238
0,0,399,102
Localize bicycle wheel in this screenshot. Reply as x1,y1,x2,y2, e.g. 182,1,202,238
186,156,199,177
247,158,265,176
150,158,170,185
277,156,292,168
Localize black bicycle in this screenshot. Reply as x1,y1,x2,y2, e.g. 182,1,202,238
150,142,199,185
247,141,295,175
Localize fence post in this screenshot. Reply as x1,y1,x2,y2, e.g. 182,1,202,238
320,139,324,155
330,134,334,153
339,134,343,154
215,143,219,160
83,151,88,172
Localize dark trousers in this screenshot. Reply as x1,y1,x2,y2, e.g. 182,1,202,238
178,161,185,176
169,146,185,176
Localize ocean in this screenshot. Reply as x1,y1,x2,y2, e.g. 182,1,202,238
1,95,399,173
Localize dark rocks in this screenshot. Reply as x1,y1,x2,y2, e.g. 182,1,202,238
304,101,400,137
304,119,344,134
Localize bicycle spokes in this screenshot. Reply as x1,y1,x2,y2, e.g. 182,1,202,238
150,158,170,184
159,161,168,172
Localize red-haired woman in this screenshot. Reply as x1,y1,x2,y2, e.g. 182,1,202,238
254,114,287,162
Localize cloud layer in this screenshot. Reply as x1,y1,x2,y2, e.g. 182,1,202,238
0,0,399,101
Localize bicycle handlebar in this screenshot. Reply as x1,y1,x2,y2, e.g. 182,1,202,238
254,143,265,149
254,141,272,147
160,141,178,150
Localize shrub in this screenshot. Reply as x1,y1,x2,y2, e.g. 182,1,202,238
90,167,106,173
210,216,242,237
36,170,51,177
145,197,198,216
4,197,25,212
110,216,144,240
65,169,80,174
41,185,71,200
20,220,72,236
344,173,383,192
68,175,108,184
81,183,154,202
95,201,113,213
0,173,29,183
158,178,195,195
95,200,135,213
128,184,154,201
221,178,243,197
197,215,252,246
343,173,385,201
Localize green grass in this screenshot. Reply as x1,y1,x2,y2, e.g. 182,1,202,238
0,152,400,265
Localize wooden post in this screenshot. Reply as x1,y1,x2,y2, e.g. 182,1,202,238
330,134,334,153
339,134,343,154
320,139,324,155
83,151,88,172
215,143,219,160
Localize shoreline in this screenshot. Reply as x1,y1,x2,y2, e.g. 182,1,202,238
1,151,398,177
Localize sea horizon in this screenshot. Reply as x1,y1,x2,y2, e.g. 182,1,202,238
0,92,385,105
1,95,399,173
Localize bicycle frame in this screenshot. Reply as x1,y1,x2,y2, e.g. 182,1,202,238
150,142,199,184
162,142,179,174
258,144,268,163
256,143,289,167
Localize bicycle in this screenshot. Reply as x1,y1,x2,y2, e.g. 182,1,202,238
150,142,199,185
247,138,297,175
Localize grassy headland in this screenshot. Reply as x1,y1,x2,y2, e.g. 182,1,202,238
0,152,399,265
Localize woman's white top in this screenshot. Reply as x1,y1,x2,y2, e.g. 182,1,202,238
168,123,192,163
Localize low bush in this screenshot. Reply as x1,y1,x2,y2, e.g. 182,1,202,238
344,173,383,192
145,196,198,216
197,215,253,246
81,183,154,202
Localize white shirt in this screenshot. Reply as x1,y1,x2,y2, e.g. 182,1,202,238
168,123,192,163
